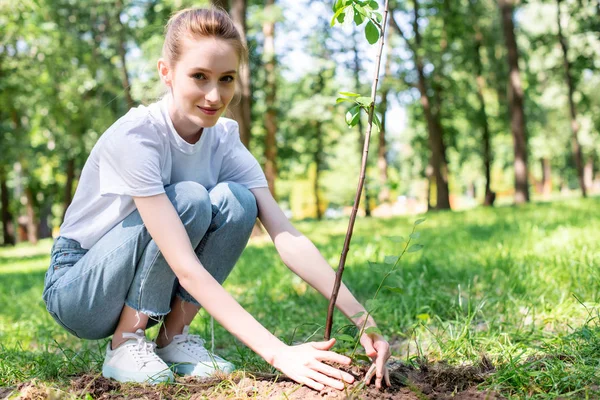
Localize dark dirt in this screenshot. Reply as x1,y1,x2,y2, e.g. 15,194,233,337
14,358,504,399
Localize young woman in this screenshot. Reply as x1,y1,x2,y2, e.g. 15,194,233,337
42,7,390,391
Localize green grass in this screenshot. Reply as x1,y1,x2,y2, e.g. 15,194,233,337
1,197,600,398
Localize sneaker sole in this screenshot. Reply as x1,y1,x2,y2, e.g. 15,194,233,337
167,362,234,377
102,365,174,384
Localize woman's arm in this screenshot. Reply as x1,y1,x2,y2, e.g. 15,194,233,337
251,187,391,388
133,193,355,390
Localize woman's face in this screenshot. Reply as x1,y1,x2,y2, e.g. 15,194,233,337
159,36,238,139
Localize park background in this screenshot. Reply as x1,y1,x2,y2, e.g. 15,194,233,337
1,0,600,398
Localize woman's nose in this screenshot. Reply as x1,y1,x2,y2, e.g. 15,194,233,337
205,84,220,103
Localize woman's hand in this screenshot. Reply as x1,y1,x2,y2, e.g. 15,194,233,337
270,338,356,391
360,332,391,388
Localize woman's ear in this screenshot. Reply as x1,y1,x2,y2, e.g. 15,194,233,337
157,58,172,87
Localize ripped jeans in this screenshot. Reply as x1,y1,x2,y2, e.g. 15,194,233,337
42,181,258,340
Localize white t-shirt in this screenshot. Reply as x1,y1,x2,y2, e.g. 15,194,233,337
60,96,268,249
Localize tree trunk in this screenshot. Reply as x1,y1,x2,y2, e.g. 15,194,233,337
541,157,552,196
498,0,530,204
38,201,52,239
557,0,586,197
353,32,371,216
405,1,451,210
24,186,38,244
62,157,75,223
473,26,495,206
0,166,15,246
584,157,593,190
314,121,323,220
263,0,277,199
230,0,251,148
426,164,433,211
378,38,391,204
115,0,134,110
211,0,230,9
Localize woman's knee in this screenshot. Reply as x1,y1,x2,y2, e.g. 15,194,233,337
211,182,258,227
165,181,212,230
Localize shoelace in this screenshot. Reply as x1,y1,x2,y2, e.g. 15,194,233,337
172,333,216,360
123,331,161,367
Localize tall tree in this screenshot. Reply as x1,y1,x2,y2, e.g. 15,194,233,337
470,0,495,206
391,0,451,210
378,32,392,204
263,0,277,198
498,0,530,204
211,0,230,9
230,0,252,148
0,166,15,246
115,0,135,110
352,31,371,216
557,0,586,197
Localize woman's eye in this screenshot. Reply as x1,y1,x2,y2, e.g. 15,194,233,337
221,75,234,83
192,73,206,80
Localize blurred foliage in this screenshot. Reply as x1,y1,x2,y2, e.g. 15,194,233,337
0,0,598,243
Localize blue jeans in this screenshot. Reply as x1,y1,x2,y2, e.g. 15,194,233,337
42,181,258,340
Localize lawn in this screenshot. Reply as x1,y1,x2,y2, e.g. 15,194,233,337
1,197,599,398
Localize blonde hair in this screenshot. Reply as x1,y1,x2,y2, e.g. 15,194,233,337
162,7,247,67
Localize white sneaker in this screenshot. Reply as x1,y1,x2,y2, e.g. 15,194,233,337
102,329,174,384
155,325,235,377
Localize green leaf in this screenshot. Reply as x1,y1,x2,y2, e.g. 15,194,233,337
369,0,379,9
331,6,346,26
365,326,382,335
339,91,360,97
409,232,421,239
385,286,404,294
355,96,373,107
336,97,352,104
365,20,380,44
337,334,355,342
388,236,405,243
416,313,430,322
407,244,424,253
345,105,360,126
332,0,344,12
350,110,361,126
350,311,366,319
354,354,372,363
372,11,383,23
373,113,382,131
354,10,365,25
384,255,398,264
414,218,426,225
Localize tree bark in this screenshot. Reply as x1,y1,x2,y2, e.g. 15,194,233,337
0,166,15,246
473,25,494,206
314,121,323,220
353,32,371,216
62,157,75,223
541,157,552,196
115,0,134,110
584,157,593,190
211,0,230,9
390,3,450,210
230,0,252,148
378,36,392,204
24,186,38,244
498,0,530,204
557,0,586,197
263,0,277,199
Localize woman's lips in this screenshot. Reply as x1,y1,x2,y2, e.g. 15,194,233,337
197,106,220,116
